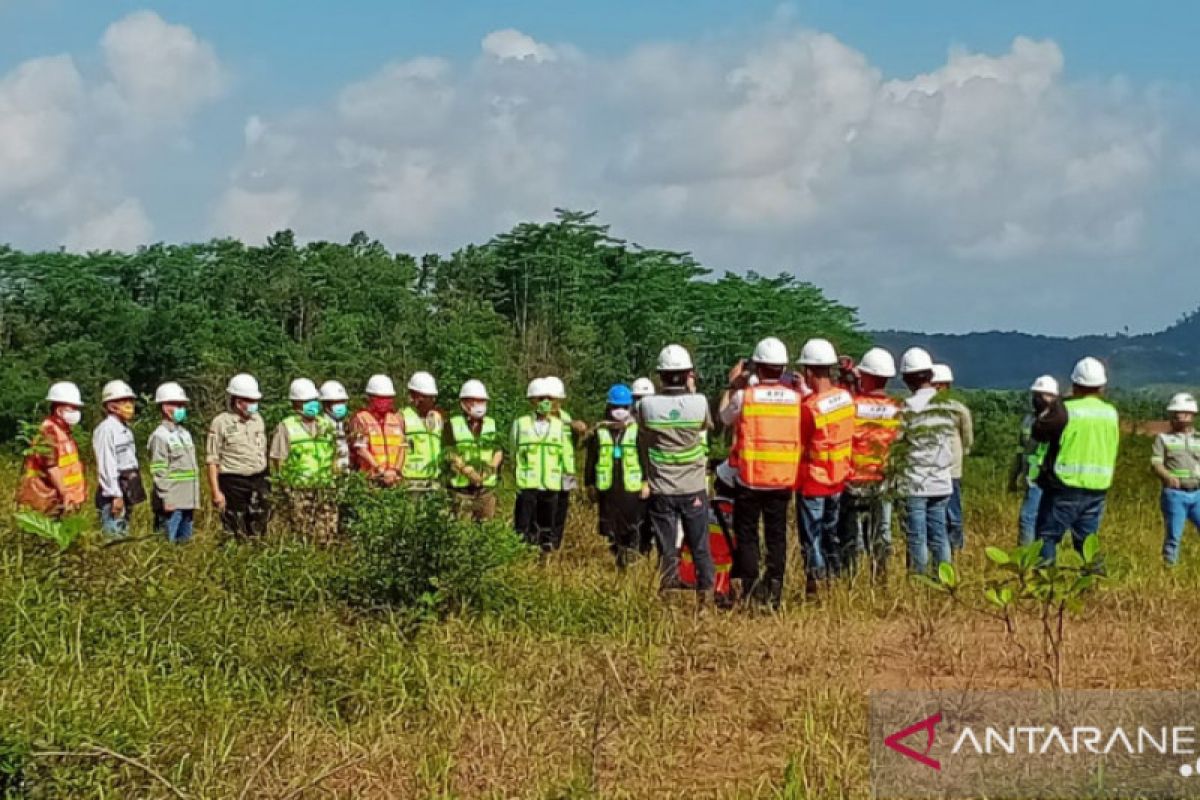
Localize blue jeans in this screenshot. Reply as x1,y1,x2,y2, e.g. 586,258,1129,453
797,494,842,579
1161,488,1200,565
946,479,964,551
156,509,195,544
904,496,951,575
1018,483,1042,546
1036,487,1106,563
99,499,128,537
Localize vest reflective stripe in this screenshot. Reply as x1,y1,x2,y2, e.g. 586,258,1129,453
351,411,404,471
1054,396,1119,491
558,410,577,476
401,407,442,480
515,416,564,491
731,384,802,490
801,388,855,489
283,416,335,483
594,425,643,492
850,395,901,483
643,419,705,430
648,444,707,465
448,415,498,488
19,418,87,511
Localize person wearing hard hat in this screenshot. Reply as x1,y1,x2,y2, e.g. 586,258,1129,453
319,380,351,472
585,383,649,568
1031,357,1120,562
1009,375,1060,545
545,376,587,547
841,347,902,581
512,378,569,550
445,380,504,521
401,371,444,491
147,382,200,543
629,376,658,553
931,363,974,553
718,336,802,607
896,348,955,575
348,374,406,486
92,380,146,537
636,344,717,598
270,378,339,542
631,377,656,403
794,338,856,594
1152,393,1200,566
17,382,87,517
207,373,270,538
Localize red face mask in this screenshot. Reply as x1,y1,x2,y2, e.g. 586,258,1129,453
369,396,394,415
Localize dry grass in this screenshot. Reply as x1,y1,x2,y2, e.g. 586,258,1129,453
2,441,1200,798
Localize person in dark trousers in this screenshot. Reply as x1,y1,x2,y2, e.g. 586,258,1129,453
512,378,566,551
1031,357,1120,563
585,384,649,568
207,373,271,539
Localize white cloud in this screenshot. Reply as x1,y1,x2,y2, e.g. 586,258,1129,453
481,29,557,63
63,198,152,251
211,187,300,243
0,55,83,198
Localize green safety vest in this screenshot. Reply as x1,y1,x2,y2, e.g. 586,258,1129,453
1054,396,1119,491
558,409,577,476
1021,416,1049,482
282,415,336,485
401,407,443,480
448,415,499,489
594,425,643,492
514,415,564,491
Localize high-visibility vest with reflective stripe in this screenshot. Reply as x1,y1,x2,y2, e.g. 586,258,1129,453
800,388,855,490
557,410,577,476
850,394,901,483
1054,395,1119,491
1152,432,1200,479
594,425,644,492
282,415,336,484
448,415,499,488
515,415,565,491
20,417,87,509
350,410,404,472
730,384,802,490
401,407,443,480
1020,415,1049,483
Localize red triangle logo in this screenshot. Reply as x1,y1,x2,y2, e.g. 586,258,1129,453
884,711,942,771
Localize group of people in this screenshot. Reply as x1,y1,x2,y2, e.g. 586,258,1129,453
16,334,1151,602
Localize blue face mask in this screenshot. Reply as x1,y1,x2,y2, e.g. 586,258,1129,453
243,402,260,416
172,407,188,423
301,400,321,419
329,402,348,420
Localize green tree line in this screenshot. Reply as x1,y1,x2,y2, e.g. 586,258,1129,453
0,210,869,439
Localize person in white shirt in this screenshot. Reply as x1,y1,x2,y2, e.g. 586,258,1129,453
92,380,146,536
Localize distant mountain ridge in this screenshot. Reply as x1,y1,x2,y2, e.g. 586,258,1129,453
872,308,1200,389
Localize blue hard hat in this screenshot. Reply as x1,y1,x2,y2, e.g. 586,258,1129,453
607,383,633,406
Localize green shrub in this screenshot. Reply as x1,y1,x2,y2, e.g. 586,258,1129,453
338,476,531,618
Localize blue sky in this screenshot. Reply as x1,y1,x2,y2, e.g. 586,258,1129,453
1,1,1198,334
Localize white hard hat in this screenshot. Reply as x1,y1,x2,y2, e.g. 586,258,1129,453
1029,375,1060,396
798,338,838,367
288,378,319,402
226,373,262,400
543,376,566,400
931,364,954,385
1167,393,1198,414
752,336,789,366
631,377,656,397
527,378,550,399
858,347,896,378
656,344,694,372
46,381,83,406
154,382,188,404
319,380,349,402
407,371,438,396
1071,357,1108,388
459,379,489,400
365,374,396,397
101,380,136,403
900,347,934,375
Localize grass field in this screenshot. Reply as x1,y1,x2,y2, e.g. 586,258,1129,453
2,435,1199,799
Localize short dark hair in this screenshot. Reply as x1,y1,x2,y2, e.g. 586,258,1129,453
757,364,785,382
903,370,933,391
659,369,690,388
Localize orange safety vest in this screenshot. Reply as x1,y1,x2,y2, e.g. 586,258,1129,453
18,417,87,513
798,387,855,493
729,383,802,490
349,410,405,471
850,393,902,483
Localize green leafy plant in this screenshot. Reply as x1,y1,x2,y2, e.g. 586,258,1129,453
13,510,87,551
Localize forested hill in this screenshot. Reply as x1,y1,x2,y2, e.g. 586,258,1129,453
873,308,1200,389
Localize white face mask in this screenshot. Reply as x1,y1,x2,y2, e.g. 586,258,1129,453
60,408,82,427
610,408,630,422
468,403,488,419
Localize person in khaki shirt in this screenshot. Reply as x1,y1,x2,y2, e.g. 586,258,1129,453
207,373,270,538
149,382,201,543
932,364,974,553
1153,393,1200,566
